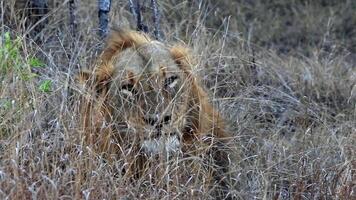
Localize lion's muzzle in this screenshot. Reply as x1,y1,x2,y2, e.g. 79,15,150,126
141,133,181,155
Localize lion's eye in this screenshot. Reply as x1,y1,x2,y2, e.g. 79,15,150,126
164,76,179,89
120,84,137,96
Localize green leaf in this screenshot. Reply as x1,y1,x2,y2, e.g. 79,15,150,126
39,80,52,93
3,32,20,61
4,32,11,50
29,57,46,68
0,99,12,110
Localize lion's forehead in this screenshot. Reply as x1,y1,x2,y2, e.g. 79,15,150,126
113,41,179,78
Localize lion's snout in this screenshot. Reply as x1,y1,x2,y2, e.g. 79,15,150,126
141,133,181,155
141,113,181,154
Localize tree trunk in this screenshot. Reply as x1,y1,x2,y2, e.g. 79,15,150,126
98,0,111,38
150,0,162,40
30,0,49,34
69,0,78,37
134,0,148,33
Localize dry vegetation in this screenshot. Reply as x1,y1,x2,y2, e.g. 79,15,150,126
1,0,355,199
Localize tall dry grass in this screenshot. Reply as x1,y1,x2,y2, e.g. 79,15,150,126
1,0,355,199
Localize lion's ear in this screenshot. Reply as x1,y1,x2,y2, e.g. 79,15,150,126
77,64,113,94
101,29,151,62
77,69,95,85
170,45,196,72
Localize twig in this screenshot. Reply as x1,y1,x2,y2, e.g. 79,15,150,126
98,0,111,38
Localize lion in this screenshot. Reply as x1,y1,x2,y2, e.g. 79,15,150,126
78,29,234,198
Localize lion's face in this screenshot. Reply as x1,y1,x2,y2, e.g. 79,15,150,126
105,41,192,154
80,30,232,196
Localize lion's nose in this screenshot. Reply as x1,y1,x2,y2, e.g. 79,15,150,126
144,115,171,127
162,115,171,124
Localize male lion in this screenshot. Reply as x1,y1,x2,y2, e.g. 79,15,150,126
78,29,234,198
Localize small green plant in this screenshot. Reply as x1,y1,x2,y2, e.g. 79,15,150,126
0,32,21,73
29,57,46,68
39,80,52,93
0,99,12,110
0,32,44,81
1,31,51,95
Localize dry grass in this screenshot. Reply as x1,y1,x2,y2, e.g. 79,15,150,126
1,0,355,199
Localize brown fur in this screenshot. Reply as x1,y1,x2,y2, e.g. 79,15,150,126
78,29,233,198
